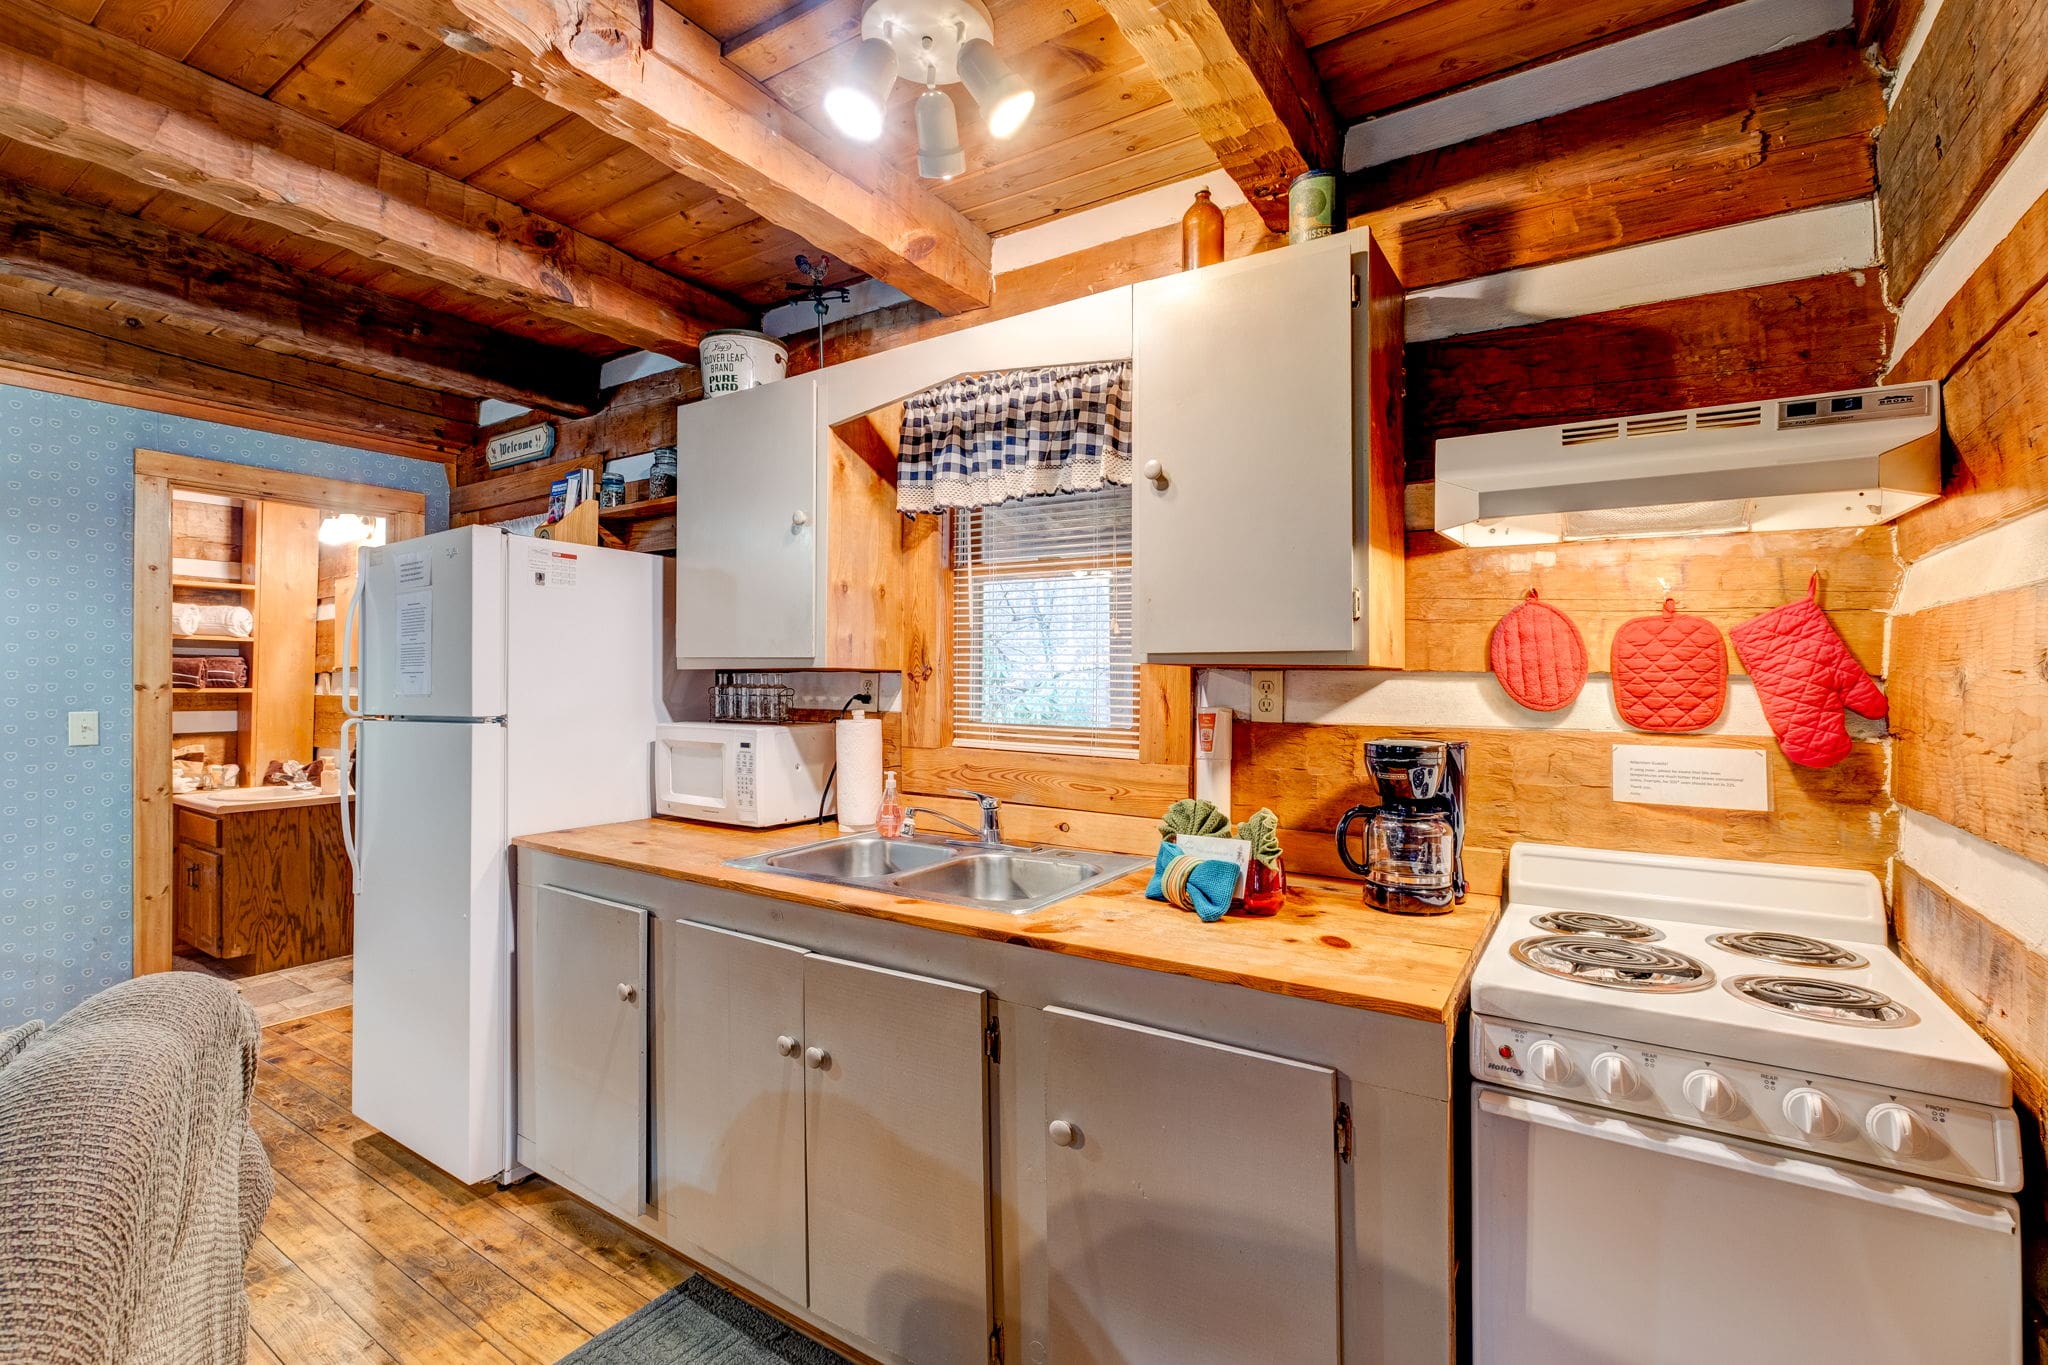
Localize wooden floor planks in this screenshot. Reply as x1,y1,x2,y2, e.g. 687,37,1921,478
246,1007,687,1365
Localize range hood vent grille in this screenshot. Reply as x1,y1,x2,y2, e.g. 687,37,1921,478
1434,383,1943,547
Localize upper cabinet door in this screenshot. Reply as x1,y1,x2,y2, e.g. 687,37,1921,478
1130,237,1377,658
656,918,810,1306
529,885,649,1218
802,954,990,1365
675,376,819,664
1043,1006,1343,1365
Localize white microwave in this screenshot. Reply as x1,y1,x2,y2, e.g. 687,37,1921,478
654,722,836,827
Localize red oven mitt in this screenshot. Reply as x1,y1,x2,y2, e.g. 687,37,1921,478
1611,599,1727,732
1729,575,1885,768
1490,589,1588,712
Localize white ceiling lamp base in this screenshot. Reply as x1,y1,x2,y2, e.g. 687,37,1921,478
863,0,994,85
826,0,1035,173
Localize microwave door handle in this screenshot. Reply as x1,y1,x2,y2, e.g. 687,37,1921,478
1478,1090,2017,1236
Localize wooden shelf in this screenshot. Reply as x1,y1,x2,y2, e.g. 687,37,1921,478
174,633,256,643
172,578,256,592
598,495,675,523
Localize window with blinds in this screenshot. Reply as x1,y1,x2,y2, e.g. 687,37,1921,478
950,486,1137,758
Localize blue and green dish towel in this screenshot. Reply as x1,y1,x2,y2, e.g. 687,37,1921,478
1147,799,1282,922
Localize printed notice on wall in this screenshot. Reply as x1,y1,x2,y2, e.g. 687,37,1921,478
395,589,432,697
1611,745,1769,812
395,548,432,590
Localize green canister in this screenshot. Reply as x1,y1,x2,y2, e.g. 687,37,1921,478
1288,169,1341,244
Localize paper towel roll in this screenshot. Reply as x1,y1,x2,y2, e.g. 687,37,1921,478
835,713,884,830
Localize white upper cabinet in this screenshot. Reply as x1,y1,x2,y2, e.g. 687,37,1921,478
1131,229,1406,665
674,375,820,666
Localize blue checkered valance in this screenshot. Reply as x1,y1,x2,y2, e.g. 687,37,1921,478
896,362,1132,513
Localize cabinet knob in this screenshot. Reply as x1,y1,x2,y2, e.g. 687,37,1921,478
776,1034,800,1057
791,509,810,528
804,1045,830,1070
1048,1119,1079,1148
1141,459,1166,487
616,983,636,1002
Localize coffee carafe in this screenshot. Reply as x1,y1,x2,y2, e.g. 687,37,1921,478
1335,740,1467,914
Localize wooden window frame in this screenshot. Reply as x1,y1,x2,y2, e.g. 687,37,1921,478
132,449,428,976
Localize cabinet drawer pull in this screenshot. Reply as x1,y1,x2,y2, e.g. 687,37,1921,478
616,982,637,1003
777,1034,800,1057
804,1045,829,1070
1048,1119,1079,1148
791,510,810,529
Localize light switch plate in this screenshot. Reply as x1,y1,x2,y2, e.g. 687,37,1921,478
68,710,99,746
1249,671,1284,723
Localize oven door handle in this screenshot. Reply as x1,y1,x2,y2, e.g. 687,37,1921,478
1479,1089,2018,1235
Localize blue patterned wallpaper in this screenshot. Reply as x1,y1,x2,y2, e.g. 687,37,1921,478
0,384,449,1025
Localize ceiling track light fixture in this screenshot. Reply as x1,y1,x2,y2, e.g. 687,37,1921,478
823,0,1035,178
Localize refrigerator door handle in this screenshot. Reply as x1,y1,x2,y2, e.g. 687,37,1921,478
340,571,365,718
339,716,363,894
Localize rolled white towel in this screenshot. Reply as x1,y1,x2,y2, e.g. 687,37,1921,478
174,603,254,637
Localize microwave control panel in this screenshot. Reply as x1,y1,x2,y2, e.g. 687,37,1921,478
733,742,756,812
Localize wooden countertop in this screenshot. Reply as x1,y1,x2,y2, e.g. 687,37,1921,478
515,819,1500,1025
174,789,341,816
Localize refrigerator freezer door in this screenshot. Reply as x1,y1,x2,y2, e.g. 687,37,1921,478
503,540,665,836
359,525,507,718
352,717,511,1184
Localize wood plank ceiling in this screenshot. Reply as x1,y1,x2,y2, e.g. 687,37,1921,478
0,0,1849,457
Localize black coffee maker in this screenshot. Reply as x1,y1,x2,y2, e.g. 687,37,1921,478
1335,740,1468,914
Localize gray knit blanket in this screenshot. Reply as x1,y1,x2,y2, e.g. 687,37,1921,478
0,974,274,1365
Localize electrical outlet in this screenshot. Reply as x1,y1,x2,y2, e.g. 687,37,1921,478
68,710,100,746
856,672,880,707
1249,672,1284,723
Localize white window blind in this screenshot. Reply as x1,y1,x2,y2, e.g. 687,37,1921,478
950,487,1137,758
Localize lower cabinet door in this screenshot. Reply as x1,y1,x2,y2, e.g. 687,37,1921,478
173,843,222,956
802,954,990,1365
657,918,810,1304
530,885,648,1217
1043,1006,1343,1365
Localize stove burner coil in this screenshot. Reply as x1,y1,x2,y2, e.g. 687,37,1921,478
1529,911,1662,941
1724,975,1917,1028
1510,935,1713,993
1709,931,1867,969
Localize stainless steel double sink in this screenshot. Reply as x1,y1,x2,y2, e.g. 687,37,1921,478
727,833,1149,916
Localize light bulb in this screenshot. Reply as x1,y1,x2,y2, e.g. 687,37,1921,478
824,36,897,142
915,87,965,179
957,37,1033,139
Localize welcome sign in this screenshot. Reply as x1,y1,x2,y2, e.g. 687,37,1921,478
484,423,556,469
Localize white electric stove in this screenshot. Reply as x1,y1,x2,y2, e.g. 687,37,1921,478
1470,843,2023,1365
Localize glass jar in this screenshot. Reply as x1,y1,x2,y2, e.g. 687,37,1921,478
647,446,678,498
1240,856,1287,916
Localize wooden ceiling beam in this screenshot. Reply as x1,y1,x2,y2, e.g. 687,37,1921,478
381,0,995,313
1097,0,1342,230
0,6,749,359
0,178,605,417
0,283,476,460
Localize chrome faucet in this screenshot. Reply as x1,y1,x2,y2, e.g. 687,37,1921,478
902,789,1003,845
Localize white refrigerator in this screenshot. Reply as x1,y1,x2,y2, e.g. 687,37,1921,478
340,525,667,1184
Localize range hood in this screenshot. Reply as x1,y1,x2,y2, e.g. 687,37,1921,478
1433,383,1942,546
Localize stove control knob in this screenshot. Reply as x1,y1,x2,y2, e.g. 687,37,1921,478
1682,1069,1739,1119
1590,1052,1639,1099
1527,1040,1574,1084
1867,1104,1928,1156
1783,1087,1843,1140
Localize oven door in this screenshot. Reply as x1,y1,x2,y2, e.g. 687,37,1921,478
1474,1085,2021,1365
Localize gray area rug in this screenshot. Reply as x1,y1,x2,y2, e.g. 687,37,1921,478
558,1275,855,1365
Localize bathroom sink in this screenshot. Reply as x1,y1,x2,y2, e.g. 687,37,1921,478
729,834,1146,916
763,835,957,879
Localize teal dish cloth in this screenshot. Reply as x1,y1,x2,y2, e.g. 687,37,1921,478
1145,841,1237,923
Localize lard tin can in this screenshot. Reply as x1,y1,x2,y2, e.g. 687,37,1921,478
1288,169,1341,245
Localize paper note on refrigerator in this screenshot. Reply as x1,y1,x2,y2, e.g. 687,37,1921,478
395,589,432,697
395,548,432,589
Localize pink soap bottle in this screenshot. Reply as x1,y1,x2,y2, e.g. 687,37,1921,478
874,771,905,838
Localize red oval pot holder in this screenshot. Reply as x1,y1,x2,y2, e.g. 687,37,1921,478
1490,589,1588,711
1611,599,1728,732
